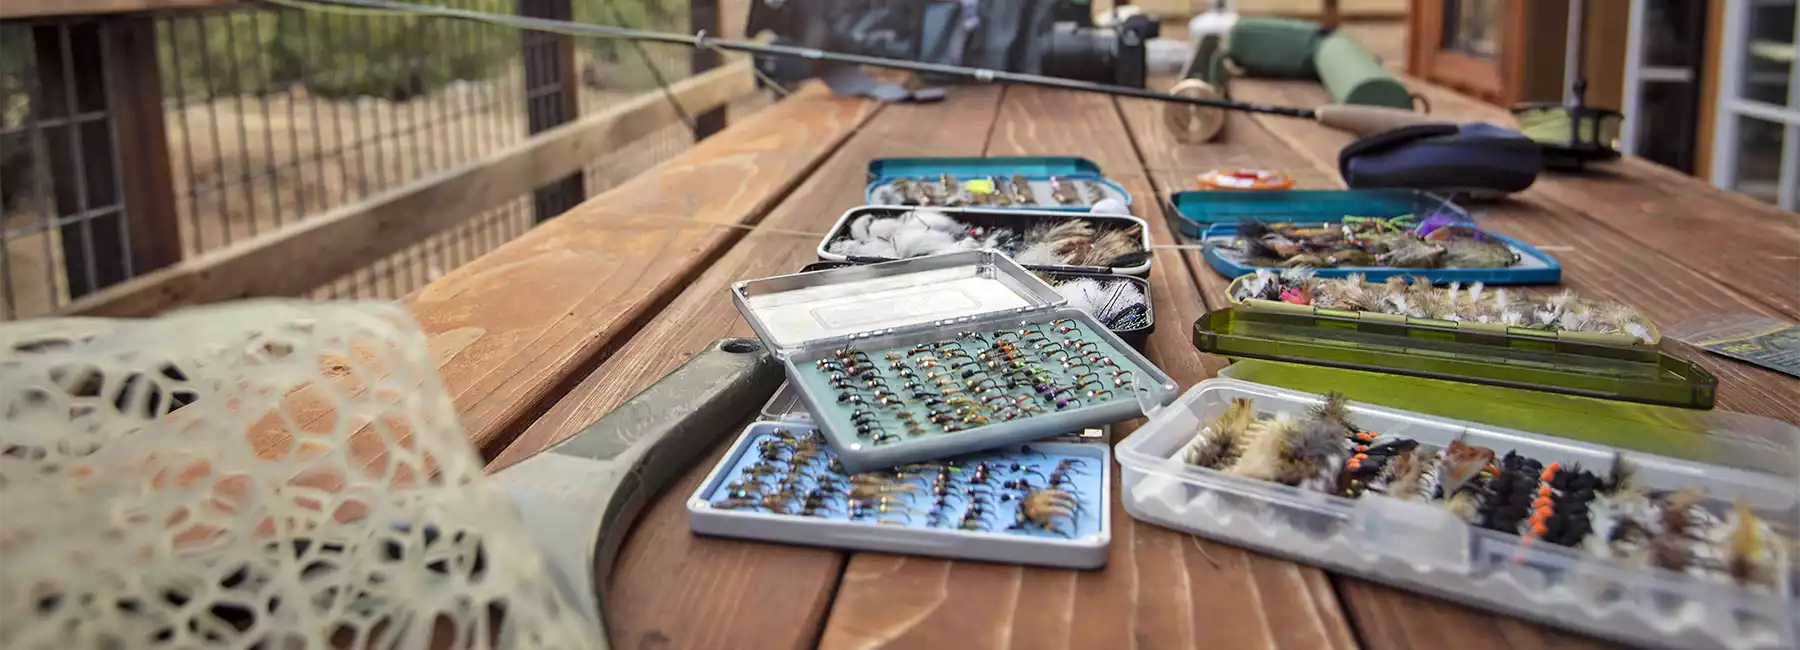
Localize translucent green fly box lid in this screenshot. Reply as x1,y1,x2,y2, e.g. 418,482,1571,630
1191,307,1717,409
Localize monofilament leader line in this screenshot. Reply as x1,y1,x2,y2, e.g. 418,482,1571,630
263,0,1320,118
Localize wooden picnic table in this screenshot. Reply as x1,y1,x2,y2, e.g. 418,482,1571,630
402,66,1800,649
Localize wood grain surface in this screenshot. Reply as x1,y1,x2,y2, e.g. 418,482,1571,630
1225,77,1797,650
402,83,876,459
1226,78,1800,425
469,58,1800,650
497,87,1010,650
816,86,1354,650
1416,81,1800,317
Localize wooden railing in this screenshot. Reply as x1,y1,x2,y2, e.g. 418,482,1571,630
0,0,765,319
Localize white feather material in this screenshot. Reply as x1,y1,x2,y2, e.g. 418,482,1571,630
1057,278,1147,326
830,210,994,259
1016,241,1070,266
866,216,901,241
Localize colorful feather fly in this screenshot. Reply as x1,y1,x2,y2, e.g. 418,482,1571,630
1175,394,1790,595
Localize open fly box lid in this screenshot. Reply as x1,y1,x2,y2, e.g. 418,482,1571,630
798,260,1157,351
865,156,1132,211
1191,307,1717,410
732,250,1178,473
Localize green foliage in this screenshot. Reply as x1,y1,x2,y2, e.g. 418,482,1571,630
2,24,32,126
572,0,691,91
151,0,517,102
265,0,515,100
49,0,686,103
157,12,279,101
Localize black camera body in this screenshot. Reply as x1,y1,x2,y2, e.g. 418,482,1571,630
1043,13,1160,88
745,0,1156,89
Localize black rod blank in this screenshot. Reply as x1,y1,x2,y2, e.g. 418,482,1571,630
282,0,1319,119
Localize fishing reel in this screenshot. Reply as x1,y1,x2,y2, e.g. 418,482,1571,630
1042,12,1160,89
1511,81,1623,172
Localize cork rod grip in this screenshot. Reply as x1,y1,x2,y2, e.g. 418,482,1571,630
1313,104,1454,136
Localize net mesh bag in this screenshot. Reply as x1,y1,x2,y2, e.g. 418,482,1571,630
0,300,600,649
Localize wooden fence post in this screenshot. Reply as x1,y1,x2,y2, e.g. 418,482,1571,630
32,15,181,299
690,0,725,139
519,0,585,222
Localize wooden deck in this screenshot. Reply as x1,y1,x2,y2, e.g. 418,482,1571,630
401,64,1800,649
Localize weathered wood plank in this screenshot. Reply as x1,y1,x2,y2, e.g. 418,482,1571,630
1405,79,1800,318
1228,78,1800,426
986,84,1143,176
59,60,758,318
400,82,872,460
1339,580,1620,650
1228,75,1796,650
816,86,1353,650
1235,77,1800,320
1115,92,1339,310
493,87,1008,650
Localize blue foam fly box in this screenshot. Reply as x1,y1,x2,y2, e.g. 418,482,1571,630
1171,189,1562,285
1170,188,1458,238
867,156,1132,212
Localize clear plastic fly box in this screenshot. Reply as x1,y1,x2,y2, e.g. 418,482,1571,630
1116,378,1798,650
731,249,1178,473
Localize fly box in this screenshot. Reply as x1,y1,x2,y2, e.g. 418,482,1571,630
1169,188,1460,238
758,379,1113,445
1224,273,1658,347
865,156,1132,212
1191,307,1716,409
732,250,1177,473
817,206,1154,276
1172,189,1561,284
801,261,1156,350
1116,378,1797,650
689,421,1113,569
1198,221,1563,285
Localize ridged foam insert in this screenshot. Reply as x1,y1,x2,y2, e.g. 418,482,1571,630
794,318,1140,453
0,301,598,648
700,426,1103,538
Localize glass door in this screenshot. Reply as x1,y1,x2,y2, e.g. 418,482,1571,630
1711,0,1799,211
1620,0,1709,174
1442,0,1503,60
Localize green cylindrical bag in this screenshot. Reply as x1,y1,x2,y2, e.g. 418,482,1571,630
1315,31,1413,110
1225,18,1322,78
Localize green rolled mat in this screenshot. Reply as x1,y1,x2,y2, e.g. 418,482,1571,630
1315,31,1413,110
1226,18,1323,79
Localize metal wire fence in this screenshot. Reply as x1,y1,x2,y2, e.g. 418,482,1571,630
0,0,765,319
2,18,137,319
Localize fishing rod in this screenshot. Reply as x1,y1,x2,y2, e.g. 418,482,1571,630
271,0,1447,142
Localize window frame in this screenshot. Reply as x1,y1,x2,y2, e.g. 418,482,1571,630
1709,0,1800,211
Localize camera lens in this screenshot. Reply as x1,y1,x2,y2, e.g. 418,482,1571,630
1043,23,1120,85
